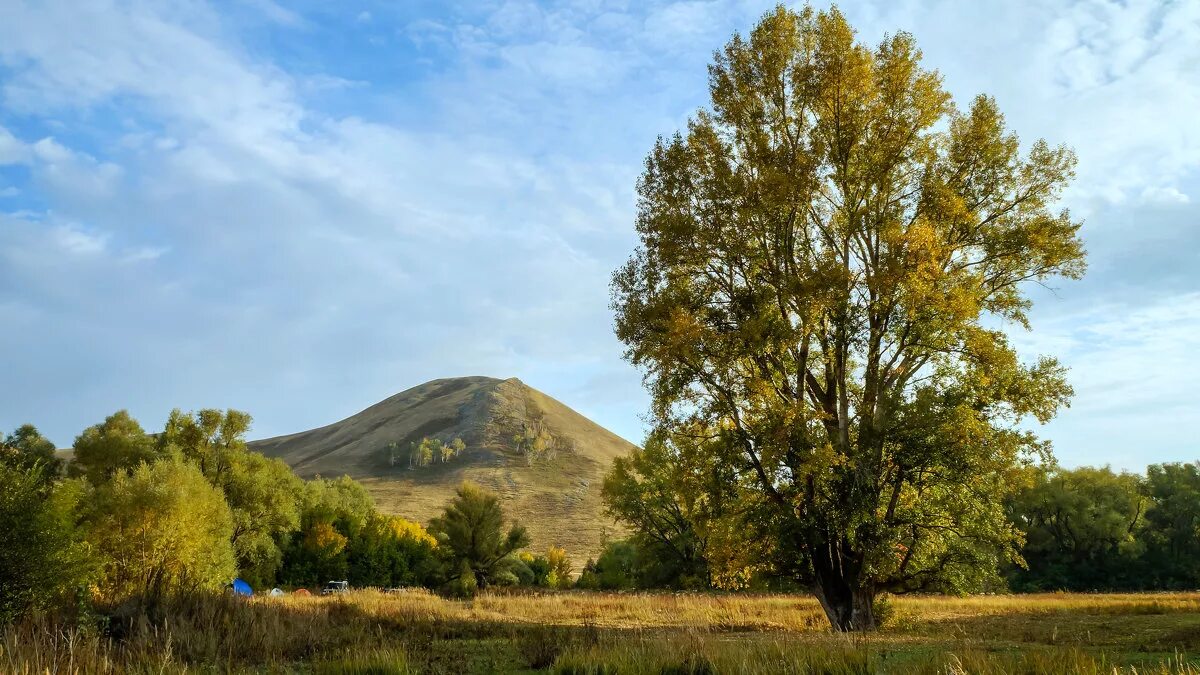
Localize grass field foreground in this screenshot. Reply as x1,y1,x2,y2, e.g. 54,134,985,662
5,590,1200,673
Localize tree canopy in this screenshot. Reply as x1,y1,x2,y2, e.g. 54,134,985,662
83,458,236,599
612,5,1085,630
1007,466,1143,591
159,408,302,587
1,424,62,478
69,410,156,484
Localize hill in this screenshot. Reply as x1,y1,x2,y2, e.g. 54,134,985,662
250,376,635,567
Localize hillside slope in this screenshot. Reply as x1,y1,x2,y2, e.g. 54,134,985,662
250,376,634,567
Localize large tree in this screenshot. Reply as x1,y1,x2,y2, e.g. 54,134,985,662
612,6,1085,630
159,409,302,586
83,458,236,599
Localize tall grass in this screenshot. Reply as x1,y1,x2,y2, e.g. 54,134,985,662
554,637,1200,675
3,590,1200,673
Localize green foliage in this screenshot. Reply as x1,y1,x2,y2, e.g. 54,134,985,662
1007,465,1144,591
159,408,302,587
448,558,478,599
611,5,1084,630
602,432,721,589
224,451,303,587
82,457,236,599
279,476,377,587
1140,463,1200,588
0,464,95,622
429,482,530,589
520,546,575,589
1008,462,1200,592
590,540,639,590
1,424,62,478
69,410,156,484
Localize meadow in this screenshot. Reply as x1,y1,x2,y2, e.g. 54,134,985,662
5,590,1200,674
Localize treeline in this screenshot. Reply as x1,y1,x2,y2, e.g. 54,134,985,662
591,436,1200,593
0,413,572,624
1008,464,1200,591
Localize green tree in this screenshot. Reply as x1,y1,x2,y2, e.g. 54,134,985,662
429,482,529,589
611,6,1084,630
224,451,303,587
602,431,720,588
0,464,96,622
299,475,375,536
1140,463,1200,588
591,540,639,590
448,559,477,598
279,476,376,587
159,409,301,586
1,424,62,479
1007,466,1144,591
83,458,236,599
69,410,156,484
158,408,251,479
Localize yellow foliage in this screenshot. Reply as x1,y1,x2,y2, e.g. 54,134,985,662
545,546,573,588
387,516,437,548
304,521,347,556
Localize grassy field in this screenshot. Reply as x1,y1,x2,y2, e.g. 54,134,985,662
6,590,1200,673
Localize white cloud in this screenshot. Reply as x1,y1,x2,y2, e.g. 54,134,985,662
1141,185,1190,205
845,0,1200,205
51,223,108,255
0,125,30,164
120,245,169,263
1012,292,1200,467
30,137,74,163
0,0,1195,461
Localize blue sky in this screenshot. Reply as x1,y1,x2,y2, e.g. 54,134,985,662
1,0,1197,470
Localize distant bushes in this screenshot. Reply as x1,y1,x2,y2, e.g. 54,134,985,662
0,410,581,628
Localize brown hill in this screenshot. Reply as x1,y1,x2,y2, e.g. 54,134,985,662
250,376,634,567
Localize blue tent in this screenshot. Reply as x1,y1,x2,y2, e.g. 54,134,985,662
230,578,253,596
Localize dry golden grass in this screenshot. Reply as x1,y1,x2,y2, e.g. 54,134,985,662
6,590,1200,673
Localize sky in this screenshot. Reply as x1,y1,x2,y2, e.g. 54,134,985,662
0,0,1197,470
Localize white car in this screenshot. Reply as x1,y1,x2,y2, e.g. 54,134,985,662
321,580,349,595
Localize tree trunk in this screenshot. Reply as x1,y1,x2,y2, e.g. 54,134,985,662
813,574,876,632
